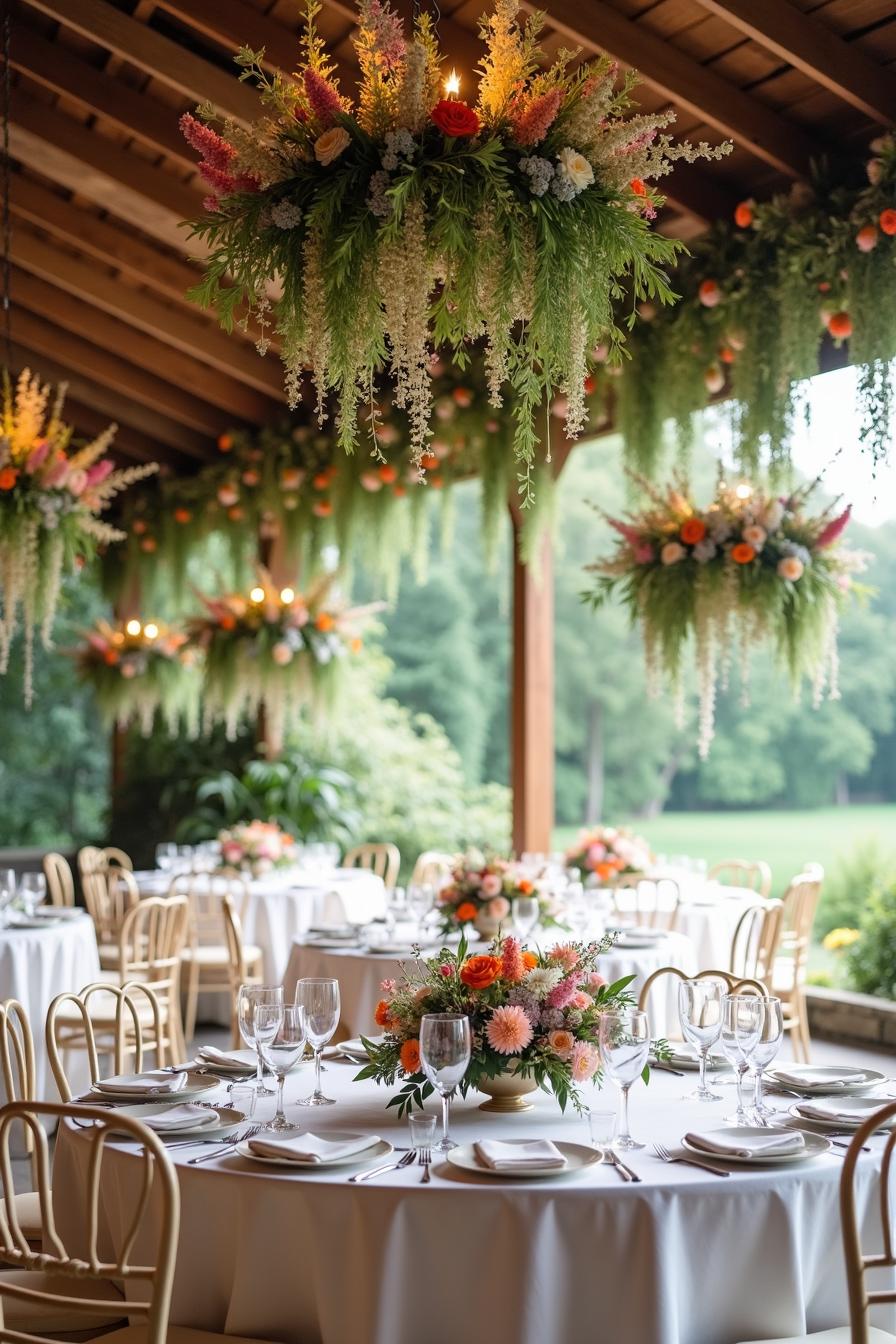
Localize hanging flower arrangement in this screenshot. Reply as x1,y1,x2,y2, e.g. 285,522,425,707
0,370,157,704
584,474,864,757
74,617,200,737
187,571,378,750
180,0,728,494
616,133,896,478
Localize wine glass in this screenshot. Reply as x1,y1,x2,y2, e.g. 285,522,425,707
599,1009,650,1150
720,994,764,1125
257,1004,306,1132
295,978,340,1106
237,984,283,1095
384,885,408,938
512,895,540,941
419,1013,471,1152
564,882,590,940
678,980,724,1102
19,872,46,916
155,843,177,874
407,884,434,943
749,997,784,1120
0,870,15,926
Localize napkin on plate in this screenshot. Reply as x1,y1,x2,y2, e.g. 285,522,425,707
247,1132,381,1164
685,1129,806,1159
774,1067,862,1090
473,1139,567,1171
142,1104,219,1132
796,1098,888,1125
94,1071,187,1096
197,1046,255,1072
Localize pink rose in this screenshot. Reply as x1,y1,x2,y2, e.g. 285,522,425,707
587,843,607,864
586,971,607,991
571,1041,601,1082
480,873,502,897
439,964,453,978
221,842,243,864
488,896,511,920
571,991,593,1010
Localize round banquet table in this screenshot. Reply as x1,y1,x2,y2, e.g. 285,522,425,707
609,878,755,970
0,913,99,1101
52,1063,896,1344
288,927,698,1040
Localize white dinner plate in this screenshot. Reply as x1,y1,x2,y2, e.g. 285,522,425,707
767,1066,887,1096
106,1104,246,1141
365,943,418,956
789,1097,896,1131
6,915,61,929
662,1047,732,1073
683,1127,831,1165
340,1036,386,1060
447,1140,601,1179
614,935,666,950
304,937,362,950
90,1072,218,1102
195,1049,256,1076
235,1134,392,1169
31,907,84,921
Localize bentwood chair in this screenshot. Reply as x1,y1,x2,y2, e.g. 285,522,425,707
410,850,454,889
42,853,75,908
0,1000,44,1245
773,866,825,1063
730,899,785,987
77,844,134,880
170,874,262,1046
82,867,140,970
46,981,168,1102
637,965,768,1027
611,877,681,931
0,1099,280,1344
222,894,264,1046
708,859,773,899
737,1099,896,1344
344,842,401,890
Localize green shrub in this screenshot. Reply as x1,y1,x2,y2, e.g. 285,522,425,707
846,880,896,1000
815,841,896,939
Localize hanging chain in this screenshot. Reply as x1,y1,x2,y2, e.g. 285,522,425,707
1,0,11,372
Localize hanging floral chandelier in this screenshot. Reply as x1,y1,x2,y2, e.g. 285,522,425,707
74,617,200,737
181,0,729,497
0,370,157,704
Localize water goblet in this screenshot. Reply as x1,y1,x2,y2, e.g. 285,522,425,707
19,872,46,916
512,894,540,942
155,843,177,874
407,885,434,943
257,1004,306,1132
678,980,724,1102
419,1013,471,1152
0,870,15,926
295,978,341,1106
564,883,590,940
749,996,784,1120
599,1009,650,1151
237,983,283,1095
719,994,764,1124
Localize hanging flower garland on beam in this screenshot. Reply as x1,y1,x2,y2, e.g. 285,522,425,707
616,134,896,479
74,617,200,737
0,370,158,704
180,0,728,499
584,474,864,757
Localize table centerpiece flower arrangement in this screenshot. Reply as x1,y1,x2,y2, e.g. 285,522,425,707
358,932,645,1115
565,825,653,884
436,850,564,938
0,369,157,704
584,472,864,757
74,617,200,737
217,819,297,878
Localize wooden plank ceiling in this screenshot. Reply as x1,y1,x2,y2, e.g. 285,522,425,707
5,0,896,470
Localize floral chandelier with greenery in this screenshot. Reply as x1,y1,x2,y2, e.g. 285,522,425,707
180,0,728,498
74,617,200,738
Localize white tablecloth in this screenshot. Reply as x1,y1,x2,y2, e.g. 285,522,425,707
0,915,99,1101
610,880,754,971
283,929,698,1039
52,1064,896,1344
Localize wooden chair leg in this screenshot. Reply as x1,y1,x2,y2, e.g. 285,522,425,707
796,994,812,1064
183,958,200,1047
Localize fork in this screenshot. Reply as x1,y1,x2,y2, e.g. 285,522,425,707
187,1125,262,1164
419,1146,432,1183
752,1113,864,1153
652,1142,730,1177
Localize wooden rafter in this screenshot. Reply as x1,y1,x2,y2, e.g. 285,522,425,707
695,0,896,129
63,397,184,469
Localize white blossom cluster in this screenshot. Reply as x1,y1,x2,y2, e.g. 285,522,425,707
381,127,416,171
519,155,554,196
270,199,303,229
366,169,393,218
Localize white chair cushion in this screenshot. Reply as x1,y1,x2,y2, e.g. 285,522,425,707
98,945,120,971
97,1326,280,1343
0,1269,125,1332
0,1190,45,1240
181,944,263,966
737,1328,896,1343
52,996,161,1026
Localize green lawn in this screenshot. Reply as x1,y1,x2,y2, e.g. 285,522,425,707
554,805,896,899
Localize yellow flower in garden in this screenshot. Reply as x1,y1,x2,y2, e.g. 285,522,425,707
822,927,860,952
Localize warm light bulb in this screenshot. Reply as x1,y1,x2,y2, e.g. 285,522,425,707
143,622,159,640
444,68,460,97
280,587,295,603
734,481,754,500
125,619,142,636
250,586,265,603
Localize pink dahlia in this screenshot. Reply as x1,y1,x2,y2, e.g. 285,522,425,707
485,1005,534,1055
571,1041,601,1082
548,944,580,973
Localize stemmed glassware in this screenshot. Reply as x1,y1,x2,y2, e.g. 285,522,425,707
678,980,724,1102
564,882,590,940
419,1013,471,1152
256,1004,306,1132
295,978,340,1106
19,872,46,916
512,895,540,942
719,994,764,1125
749,996,783,1120
237,983,283,1095
0,870,16,927
155,843,177,874
407,885,434,944
599,1009,650,1150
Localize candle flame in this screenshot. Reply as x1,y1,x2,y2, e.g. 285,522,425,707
444,68,460,97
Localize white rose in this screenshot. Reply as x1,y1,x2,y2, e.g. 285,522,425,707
314,127,351,166
556,147,594,192
661,541,686,566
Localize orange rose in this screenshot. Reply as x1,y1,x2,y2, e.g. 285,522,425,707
826,311,852,340
630,178,647,197
455,901,478,923
419,453,439,470
378,463,398,484
217,433,232,453
879,209,896,236
315,612,335,632
459,955,501,990
522,951,538,970
0,467,18,491
374,999,393,1029
173,507,192,524
399,1039,421,1075
312,472,330,490
731,542,756,564
733,200,753,228
517,879,534,895
680,517,706,545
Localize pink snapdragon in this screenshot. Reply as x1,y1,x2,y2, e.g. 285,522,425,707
546,974,579,1010
85,459,114,488
816,504,851,549
500,937,526,984
179,113,236,171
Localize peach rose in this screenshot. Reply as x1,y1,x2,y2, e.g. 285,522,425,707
481,872,502,898
777,556,805,581
488,896,511,920
547,1029,575,1061
314,126,351,166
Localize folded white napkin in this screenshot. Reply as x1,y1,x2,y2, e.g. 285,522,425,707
474,1139,567,1171
247,1132,381,1164
796,1098,888,1125
94,1071,187,1095
774,1067,862,1091
142,1104,219,1132
685,1129,806,1159
197,1047,255,1072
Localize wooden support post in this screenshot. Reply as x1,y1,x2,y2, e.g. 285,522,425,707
509,518,555,855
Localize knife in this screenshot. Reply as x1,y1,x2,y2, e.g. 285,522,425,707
606,1149,641,1183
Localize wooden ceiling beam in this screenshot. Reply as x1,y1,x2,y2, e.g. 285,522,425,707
694,0,896,128
12,229,285,400
530,0,823,178
63,397,184,469
22,0,261,124
9,91,200,254
11,264,275,426
11,311,217,456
